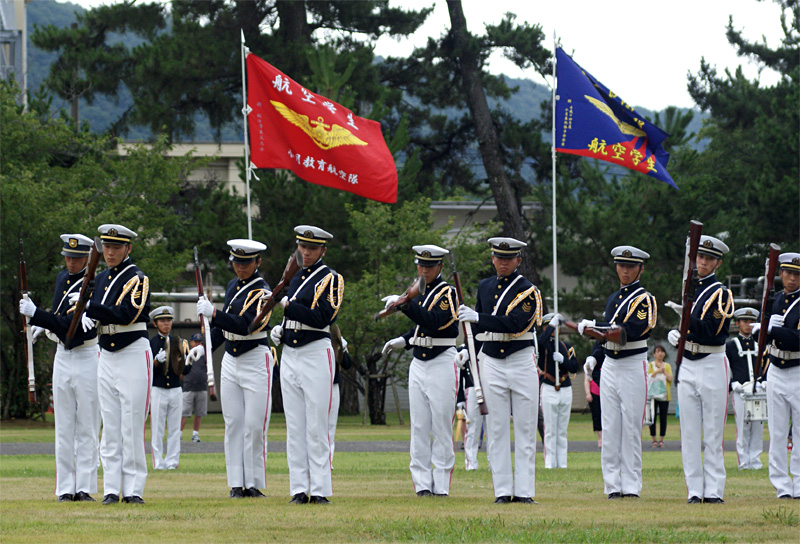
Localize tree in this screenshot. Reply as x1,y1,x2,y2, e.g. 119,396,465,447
0,80,204,418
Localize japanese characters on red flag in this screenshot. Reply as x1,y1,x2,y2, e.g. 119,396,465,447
246,52,398,203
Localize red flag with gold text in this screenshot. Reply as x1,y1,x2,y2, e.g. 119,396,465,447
246,52,398,203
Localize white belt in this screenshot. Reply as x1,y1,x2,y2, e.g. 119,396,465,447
59,336,99,348
475,332,534,342
768,344,800,360
408,336,457,348
98,322,147,336
223,331,268,341
284,319,330,333
605,339,648,351
684,341,725,355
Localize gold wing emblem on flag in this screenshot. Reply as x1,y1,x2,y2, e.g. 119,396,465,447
270,100,368,150
584,95,647,138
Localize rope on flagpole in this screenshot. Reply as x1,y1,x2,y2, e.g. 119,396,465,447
551,33,559,351
240,30,253,240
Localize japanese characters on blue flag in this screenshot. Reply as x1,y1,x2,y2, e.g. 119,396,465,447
555,47,678,189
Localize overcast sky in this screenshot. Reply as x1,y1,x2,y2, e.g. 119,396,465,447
65,0,787,111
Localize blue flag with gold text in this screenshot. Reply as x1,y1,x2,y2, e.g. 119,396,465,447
555,48,677,189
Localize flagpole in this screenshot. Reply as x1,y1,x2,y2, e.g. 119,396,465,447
551,33,559,349
240,30,253,240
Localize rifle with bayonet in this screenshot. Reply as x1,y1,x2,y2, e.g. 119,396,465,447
373,276,426,321
19,239,36,404
755,243,781,380
248,249,303,334
66,237,102,341
194,247,217,401
675,220,704,369
449,254,488,415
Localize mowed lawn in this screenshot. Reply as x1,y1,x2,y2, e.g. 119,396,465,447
1,413,797,543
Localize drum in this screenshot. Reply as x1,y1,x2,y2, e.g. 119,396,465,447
743,392,768,422
642,398,655,426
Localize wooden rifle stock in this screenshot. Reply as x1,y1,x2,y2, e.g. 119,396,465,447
247,249,303,334
675,220,704,369
373,276,426,321
755,243,781,379
449,254,488,415
19,239,36,404
563,320,626,345
66,237,102,341
194,247,217,401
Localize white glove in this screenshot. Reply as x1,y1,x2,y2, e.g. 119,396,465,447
80,314,95,333
68,292,80,306
665,300,683,316
750,323,761,337
755,381,765,393
455,349,469,369
741,381,755,396
341,337,348,350
456,402,465,411
30,325,45,343
458,305,479,323
197,297,214,318
270,325,283,346
583,355,597,375
731,381,742,393
278,296,289,310
549,313,563,328
187,344,204,363
155,348,167,363
668,329,681,347
19,297,36,317
577,319,595,335
382,336,405,355
768,314,784,332
259,289,273,300
381,295,400,309
553,352,564,364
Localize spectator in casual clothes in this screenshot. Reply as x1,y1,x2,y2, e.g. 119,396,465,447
181,333,208,443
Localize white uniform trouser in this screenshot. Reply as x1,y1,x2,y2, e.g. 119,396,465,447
464,386,485,470
150,386,183,469
97,337,152,498
280,338,334,497
53,343,100,496
600,353,647,496
767,365,800,498
541,383,572,469
677,352,729,500
328,383,340,468
732,391,764,469
482,347,538,498
408,348,458,495
220,346,272,489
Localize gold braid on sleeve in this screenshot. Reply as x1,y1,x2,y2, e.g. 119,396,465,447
426,285,457,330
506,286,543,337
116,275,149,326
700,287,735,335
311,274,332,310
327,274,344,320
242,289,271,333
623,292,657,334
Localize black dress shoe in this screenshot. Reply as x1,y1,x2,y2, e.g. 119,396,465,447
622,494,640,499
607,492,622,499
122,496,145,504
687,496,702,504
434,493,448,498
101,494,119,505
416,490,433,497
73,491,96,502
58,494,74,502
244,487,265,498
703,497,724,504
229,487,245,499
512,496,537,504
778,494,792,499
494,496,512,504
289,492,309,504
309,496,330,504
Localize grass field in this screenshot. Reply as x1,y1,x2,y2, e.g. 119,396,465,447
1,413,796,543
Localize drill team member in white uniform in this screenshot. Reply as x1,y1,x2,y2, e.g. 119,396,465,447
457,237,542,504
148,306,189,470
382,245,459,497
726,307,763,470
197,239,273,499
82,224,152,505
579,246,656,499
271,226,343,505
20,233,100,502
757,252,800,499
668,235,734,504
538,313,578,469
